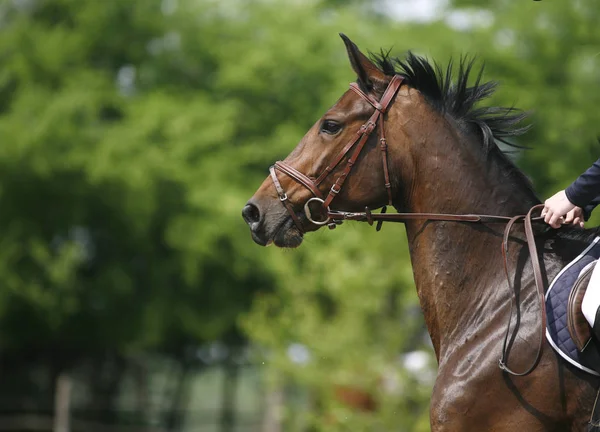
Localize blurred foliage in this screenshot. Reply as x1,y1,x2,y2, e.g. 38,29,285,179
0,0,598,431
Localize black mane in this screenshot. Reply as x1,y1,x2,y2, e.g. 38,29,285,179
371,50,530,151
370,50,539,198
370,50,600,245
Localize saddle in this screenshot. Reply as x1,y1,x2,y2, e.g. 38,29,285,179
567,261,595,351
562,259,600,431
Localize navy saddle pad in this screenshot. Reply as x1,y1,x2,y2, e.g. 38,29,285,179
546,236,600,376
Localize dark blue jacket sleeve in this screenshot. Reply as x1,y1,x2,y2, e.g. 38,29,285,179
583,198,600,221
565,159,600,216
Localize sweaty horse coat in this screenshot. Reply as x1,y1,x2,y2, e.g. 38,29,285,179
244,34,600,431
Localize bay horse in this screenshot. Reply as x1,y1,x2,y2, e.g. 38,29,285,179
242,34,600,431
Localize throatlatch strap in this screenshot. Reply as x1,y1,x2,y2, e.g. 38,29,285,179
379,112,392,206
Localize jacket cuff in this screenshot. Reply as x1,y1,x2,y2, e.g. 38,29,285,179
565,185,587,208
583,204,594,221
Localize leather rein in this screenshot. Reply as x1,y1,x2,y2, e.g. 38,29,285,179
269,75,548,377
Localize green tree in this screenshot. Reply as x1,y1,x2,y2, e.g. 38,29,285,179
0,0,598,431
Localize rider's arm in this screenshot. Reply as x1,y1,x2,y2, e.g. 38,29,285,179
565,158,600,209
583,195,600,220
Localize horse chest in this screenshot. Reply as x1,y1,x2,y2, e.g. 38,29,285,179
431,341,588,432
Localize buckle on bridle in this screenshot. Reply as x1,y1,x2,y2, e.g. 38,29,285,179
304,197,331,226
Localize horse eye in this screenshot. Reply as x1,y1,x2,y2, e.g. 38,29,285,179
320,120,342,135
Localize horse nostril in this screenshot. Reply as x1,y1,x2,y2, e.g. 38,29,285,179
242,203,261,228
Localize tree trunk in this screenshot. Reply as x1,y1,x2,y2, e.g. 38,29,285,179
165,361,193,432
53,372,72,432
262,380,283,432
133,359,151,431
219,360,239,432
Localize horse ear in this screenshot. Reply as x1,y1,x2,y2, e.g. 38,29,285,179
339,33,386,90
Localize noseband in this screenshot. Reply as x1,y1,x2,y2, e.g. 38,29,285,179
269,75,404,233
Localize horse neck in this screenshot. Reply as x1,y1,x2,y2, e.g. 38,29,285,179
387,104,539,361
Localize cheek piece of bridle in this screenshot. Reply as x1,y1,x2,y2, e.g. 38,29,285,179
269,74,404,234
268,74,550,378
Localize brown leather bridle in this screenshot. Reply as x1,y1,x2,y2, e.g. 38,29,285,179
267,74,552,378
269,74,404,233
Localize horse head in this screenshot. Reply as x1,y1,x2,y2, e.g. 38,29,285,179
243,34,418,247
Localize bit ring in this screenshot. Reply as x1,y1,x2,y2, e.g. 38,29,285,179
304,198,331,226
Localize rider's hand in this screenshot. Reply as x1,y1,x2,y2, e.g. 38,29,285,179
564,206,585,228
542,190,576,229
